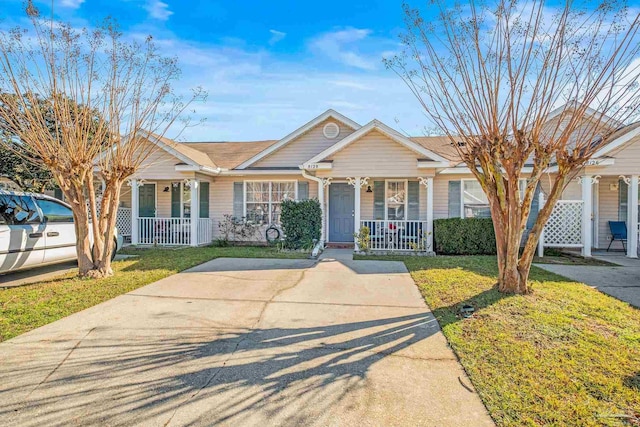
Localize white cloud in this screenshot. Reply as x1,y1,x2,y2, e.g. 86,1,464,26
59,0,85,9
310,28,378,70
145,0,173,21
268,29,286,45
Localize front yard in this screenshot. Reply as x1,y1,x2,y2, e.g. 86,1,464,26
0,246,308,342
357,255,640,426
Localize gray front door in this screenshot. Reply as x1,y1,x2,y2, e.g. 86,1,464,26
329,183,355,242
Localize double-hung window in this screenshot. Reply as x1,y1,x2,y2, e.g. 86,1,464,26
385,180,407,220
462,179,527,218
245,181,296,224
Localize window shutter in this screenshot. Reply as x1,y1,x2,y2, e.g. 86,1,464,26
199,182,210,218
619,179,628,222
298,181,309,200
526,183,541,230
233,182,244,220
448,181,462,218
407,181,420,220
171,183,181,217
373,181,385,220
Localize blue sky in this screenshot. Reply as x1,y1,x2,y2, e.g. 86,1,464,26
3,0,432,141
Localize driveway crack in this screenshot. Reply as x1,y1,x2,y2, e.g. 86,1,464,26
25,327,96,399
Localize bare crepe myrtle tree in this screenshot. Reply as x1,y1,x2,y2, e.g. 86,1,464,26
386,0,640,293
0,2,205,278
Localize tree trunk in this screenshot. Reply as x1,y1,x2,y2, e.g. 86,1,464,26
494,211,532,294
91,179,123,278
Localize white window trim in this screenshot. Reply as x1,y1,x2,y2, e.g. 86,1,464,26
243,180,298,224
460,178,527,218
384,179,409,221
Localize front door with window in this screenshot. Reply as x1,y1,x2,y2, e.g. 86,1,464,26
138,184,156,217
329,183,354,242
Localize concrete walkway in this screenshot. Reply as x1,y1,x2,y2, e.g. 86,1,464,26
0,249,493,426
536,252,640,308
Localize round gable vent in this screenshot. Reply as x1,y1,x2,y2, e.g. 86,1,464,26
323,122,340,139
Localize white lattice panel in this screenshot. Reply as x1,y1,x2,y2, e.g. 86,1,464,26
543,200,583,247
116,207,132,236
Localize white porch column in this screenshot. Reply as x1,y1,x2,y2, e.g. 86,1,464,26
130,179,139,245
628,175,638,258
318,179,328,243
426,177,434,252
537,191,545,257
581,175,593,257
190,179,199,247
353,177,361,250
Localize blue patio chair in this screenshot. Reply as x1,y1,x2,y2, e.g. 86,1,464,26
607,221,627,252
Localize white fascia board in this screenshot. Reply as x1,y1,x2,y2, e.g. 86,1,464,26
438,166,535,174
236,110,361,170
174,164,221,175
219,169,304,176
417,160,451,168
593,126,640,158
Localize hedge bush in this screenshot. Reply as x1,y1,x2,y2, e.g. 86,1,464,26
280,199,322,249
434,217,496,255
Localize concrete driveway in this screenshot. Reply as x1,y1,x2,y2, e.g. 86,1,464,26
536,252,640,308
0,249,492,427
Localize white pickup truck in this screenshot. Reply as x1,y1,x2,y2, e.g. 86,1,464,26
0,190,124,275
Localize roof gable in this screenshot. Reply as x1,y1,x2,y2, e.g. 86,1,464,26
139,131,218,170
303,120,450,167
236,109,361,169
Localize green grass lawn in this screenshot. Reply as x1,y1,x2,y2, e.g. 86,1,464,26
0,246,308,342
357,254,640,427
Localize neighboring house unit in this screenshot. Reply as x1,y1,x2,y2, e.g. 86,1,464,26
68,108,640,258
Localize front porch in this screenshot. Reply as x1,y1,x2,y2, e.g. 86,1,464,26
320,177,434,253
538,174,640,259
123,178,216,247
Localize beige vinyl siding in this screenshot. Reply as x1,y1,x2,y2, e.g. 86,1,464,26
361,185,373,220
326,130,421,177
135,141,194,180
209,175,319,239
433,174,467,219
119,186,132,208
254,119,356,168
596,176,620,249
539,174,582,200
606,135,640,175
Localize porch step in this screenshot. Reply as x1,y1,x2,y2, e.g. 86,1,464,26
326,242,354,249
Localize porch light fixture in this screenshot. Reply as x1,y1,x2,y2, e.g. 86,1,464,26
366,185,373,193
163,186,170,192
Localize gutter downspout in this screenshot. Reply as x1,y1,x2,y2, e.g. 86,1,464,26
301,168,326,247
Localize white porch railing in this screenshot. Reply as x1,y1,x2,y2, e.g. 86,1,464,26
360,220,429,251
197,218,214,245
138,218,191,245
136,217,215,246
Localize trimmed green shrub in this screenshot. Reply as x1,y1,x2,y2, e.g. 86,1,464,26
280,199,322,250
434,218,496,255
